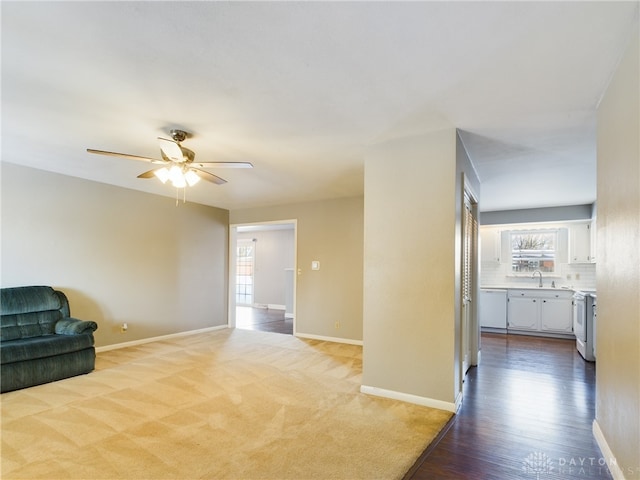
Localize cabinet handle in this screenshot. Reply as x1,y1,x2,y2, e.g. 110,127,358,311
533,299,536,302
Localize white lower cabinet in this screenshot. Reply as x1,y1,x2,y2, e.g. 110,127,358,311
540,296,573,333
507,290,573,335
507,295,538,330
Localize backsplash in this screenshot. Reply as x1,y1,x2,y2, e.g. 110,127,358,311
481,262,596,290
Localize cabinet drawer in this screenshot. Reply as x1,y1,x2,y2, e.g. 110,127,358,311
508,290,572,299
508,290,538,299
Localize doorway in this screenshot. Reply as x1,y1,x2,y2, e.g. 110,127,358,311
461,183,479,378
229,221,297,335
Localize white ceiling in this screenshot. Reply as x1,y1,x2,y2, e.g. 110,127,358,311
2,2,637,212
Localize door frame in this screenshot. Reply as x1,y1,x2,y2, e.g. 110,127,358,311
228,220,298,333
460,175,480,385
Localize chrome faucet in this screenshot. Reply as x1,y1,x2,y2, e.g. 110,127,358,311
532,270,543,288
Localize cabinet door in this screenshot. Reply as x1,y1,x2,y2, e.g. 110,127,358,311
480,227,501,263
590,219,597,263
540,297,573,333
508,296,539,330
570,223,592,263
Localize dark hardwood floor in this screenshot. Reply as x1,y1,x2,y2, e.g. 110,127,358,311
405,333,611,479
236,306,293,335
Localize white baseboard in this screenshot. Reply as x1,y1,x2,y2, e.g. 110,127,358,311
285,313,294,319
295,332,363,346
96,325,228,353
593,419,626,480
360,385,457,413
454,390,463,412
267,304,286,310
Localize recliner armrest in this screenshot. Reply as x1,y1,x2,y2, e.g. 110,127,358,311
55,318,98,335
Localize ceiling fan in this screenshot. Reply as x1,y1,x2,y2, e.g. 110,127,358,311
87,129,253,188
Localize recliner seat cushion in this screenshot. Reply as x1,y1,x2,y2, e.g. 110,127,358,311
1,334,94,364
1,311,61,341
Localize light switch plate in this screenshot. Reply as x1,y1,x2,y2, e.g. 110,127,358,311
311,260,320,270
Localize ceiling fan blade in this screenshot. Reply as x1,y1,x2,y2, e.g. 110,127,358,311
86,148,158,163
192,168,227,185
137,169,158,179
158,137,184,162
192,161,254,169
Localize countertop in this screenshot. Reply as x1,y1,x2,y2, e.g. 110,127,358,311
481,285,596,294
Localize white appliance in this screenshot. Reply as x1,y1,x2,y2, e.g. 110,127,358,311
572,291,595,361
479,289,507,331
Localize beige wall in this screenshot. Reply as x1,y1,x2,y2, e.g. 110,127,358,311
362,128,459,408
595,19,640,479
1,163,229,347
230,197,364,342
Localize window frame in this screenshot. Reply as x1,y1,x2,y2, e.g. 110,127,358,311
235,239,255,305
509,228,559,275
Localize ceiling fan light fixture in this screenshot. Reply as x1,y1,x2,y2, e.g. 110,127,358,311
154,167,171,184
184,169,201,187
171,177,186,188
171,174,187,189
168,165,183,184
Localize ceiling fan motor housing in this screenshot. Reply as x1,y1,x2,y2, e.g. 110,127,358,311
170,129,188,143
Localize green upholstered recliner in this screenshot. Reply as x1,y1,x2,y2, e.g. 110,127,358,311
1,286,98,393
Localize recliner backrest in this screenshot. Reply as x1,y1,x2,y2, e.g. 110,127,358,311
0,286,69,341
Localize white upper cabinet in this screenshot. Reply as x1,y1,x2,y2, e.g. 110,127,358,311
480,227,501,263
569,222,594,263
590,217,597,263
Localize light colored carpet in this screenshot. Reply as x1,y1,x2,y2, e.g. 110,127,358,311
1,329,452,479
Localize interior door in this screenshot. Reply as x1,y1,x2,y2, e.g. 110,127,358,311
462,190,478,375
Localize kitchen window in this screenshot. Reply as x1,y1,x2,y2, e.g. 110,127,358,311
510,230,557,274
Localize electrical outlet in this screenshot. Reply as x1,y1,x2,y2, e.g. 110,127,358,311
575,273,580,281
566,274,572,280
120,323,128,333
334,321,340,329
